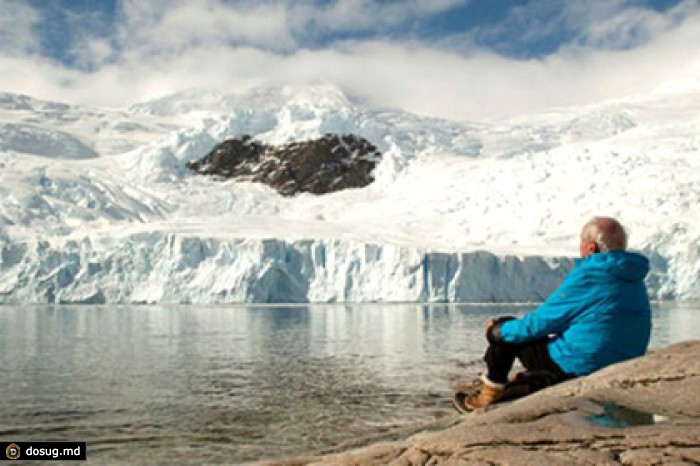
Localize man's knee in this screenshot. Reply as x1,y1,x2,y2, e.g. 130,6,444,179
487,316,516,344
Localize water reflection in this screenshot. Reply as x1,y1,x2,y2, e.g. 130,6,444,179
0,302,697,463
586,403,664,428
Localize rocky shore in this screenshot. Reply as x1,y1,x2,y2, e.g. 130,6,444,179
264,340,700,465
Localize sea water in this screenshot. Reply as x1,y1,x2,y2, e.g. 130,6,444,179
0,302,697,464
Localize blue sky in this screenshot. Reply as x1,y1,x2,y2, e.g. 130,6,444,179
1,0,698,119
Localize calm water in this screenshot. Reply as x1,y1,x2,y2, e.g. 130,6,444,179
0,303,698,464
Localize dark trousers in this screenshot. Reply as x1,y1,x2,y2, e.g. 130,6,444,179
484,337,569,385
484,316,570,387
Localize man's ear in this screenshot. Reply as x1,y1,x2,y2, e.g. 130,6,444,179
583,240,598,256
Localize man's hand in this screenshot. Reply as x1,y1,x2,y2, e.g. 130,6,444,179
486,319,495,337
486,316,516,343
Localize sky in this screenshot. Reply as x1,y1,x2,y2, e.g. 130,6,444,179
1,0,699,120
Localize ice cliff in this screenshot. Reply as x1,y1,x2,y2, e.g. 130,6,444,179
0,235,571,304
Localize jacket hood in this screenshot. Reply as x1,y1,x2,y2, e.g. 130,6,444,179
575,251,650,283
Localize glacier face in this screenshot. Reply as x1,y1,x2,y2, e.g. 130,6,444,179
0,235,572,304
1,84,700,303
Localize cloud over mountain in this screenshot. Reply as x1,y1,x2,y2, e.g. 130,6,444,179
1,0,699,120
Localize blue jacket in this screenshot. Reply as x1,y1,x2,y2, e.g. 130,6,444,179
499,251,652,376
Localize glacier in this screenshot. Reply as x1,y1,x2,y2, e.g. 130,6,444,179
1,84,699,303
0,235,572,304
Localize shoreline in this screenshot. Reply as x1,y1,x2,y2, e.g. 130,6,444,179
262,340,700,465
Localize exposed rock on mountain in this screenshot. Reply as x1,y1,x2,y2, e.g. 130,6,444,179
185,134,381,195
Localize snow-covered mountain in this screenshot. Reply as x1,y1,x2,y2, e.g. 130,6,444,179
1,83,699,303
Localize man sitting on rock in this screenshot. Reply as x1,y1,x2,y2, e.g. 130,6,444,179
461,217,652,411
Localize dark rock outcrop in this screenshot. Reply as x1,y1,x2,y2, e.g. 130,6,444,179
186,134,382,196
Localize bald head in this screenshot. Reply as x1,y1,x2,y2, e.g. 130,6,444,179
580,217,627,256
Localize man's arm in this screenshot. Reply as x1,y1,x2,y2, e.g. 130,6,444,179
495,272,589,344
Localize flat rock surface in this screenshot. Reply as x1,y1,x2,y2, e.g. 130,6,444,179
261,340,700,465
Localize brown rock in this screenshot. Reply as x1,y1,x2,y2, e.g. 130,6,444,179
186,134,381,196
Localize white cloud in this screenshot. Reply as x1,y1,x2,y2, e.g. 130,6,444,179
1,0,700,121
438,0,700,57
0,0,41,55
116,0,295,54
83,39,115,67
563,0,697,50
110,0,468,55
288,0,468,37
